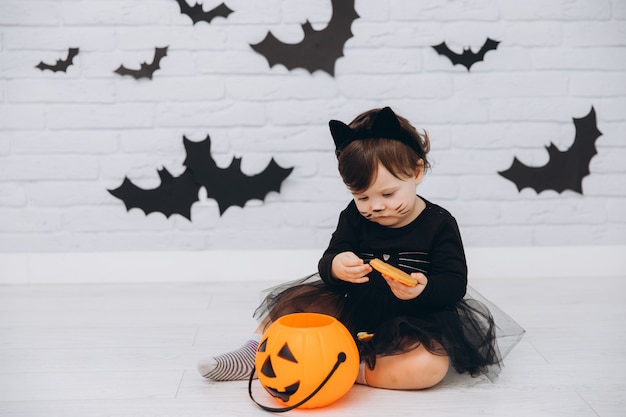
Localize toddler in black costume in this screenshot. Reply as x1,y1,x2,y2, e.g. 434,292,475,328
198,107,524,388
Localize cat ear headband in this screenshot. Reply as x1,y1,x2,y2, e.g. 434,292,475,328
329,106,422,156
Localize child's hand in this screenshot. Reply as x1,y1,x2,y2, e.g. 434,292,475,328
382,272,428,300
331,251,371,284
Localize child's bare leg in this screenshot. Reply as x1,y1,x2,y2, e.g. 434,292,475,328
363,344,449,390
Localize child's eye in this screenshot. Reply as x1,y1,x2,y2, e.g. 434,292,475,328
357,196,369,201
383,192,393,197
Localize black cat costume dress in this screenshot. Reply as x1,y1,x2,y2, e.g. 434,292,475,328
254,197,525,381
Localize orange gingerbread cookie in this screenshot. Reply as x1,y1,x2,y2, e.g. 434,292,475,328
369,258,418,287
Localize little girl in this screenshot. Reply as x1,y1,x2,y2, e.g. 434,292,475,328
198,106,523,389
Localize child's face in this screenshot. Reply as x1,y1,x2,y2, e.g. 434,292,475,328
351,163,424,228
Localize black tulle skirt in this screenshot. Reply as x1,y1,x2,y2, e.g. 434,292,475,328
254,274,525,381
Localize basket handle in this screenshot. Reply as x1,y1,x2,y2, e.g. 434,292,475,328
248,352,347,413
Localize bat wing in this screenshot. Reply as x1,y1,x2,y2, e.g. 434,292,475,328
474,38,500,62
182,135,293,215
176,0,234,25
432,38,499,71
114,46,168,80
108,168,200,220
432,42,463,66
498,107,601,194
35,47,79,72
204,158,293,215
250,0,359,75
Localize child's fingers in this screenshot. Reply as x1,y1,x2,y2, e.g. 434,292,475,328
350,276,369,284
411,272,428,286
344,253,366,267
347,264,371,283
383,275,419,300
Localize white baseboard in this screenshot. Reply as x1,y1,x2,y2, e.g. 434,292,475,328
1,246,624,285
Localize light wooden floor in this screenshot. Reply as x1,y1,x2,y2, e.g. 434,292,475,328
0,276,624,417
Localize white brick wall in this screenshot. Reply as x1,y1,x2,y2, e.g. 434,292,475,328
1,0,625,254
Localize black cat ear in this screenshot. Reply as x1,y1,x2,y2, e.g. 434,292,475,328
370,106,403,138
329,119,355,151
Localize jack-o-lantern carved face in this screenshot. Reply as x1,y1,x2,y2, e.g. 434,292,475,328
254,313,359,409
257,338,301,401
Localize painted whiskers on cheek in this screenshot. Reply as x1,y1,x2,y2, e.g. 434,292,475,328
395,203,410,215
360,210,373,219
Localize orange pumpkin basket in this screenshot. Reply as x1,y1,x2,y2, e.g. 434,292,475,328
248,312,359,411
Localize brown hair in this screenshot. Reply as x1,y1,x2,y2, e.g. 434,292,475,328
337,108,430,192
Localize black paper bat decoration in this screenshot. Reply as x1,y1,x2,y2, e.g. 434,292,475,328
114,46,168,80
183,135,293,215
250,0,359,76
109,135,293,219
35,48,79,73
498,107,601,194
108,168,200,220
174,0,233,25
432,38,500,71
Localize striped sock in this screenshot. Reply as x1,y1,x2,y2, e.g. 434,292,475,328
198,337,260,381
